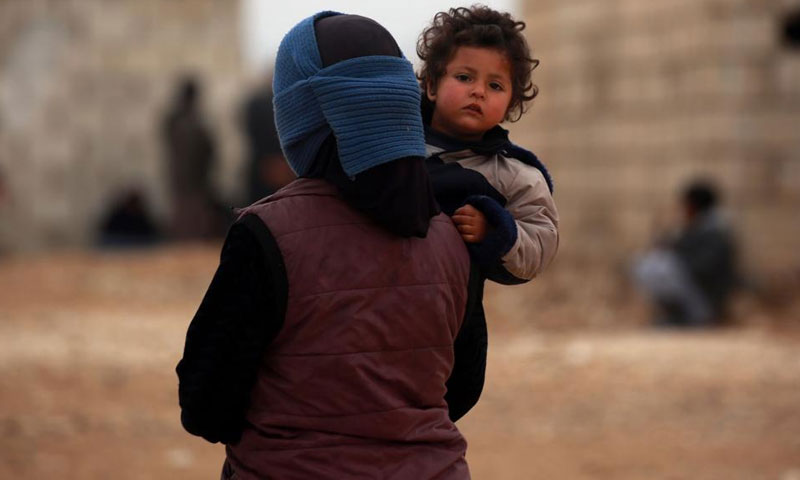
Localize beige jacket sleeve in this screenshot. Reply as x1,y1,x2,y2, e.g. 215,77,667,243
500,163,559,280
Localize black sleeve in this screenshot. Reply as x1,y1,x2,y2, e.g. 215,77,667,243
445,265,488,422
481,262,527,286
176,214,287,444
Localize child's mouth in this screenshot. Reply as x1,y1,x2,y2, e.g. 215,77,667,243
464,104,482,114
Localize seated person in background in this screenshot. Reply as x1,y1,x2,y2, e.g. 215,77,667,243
633,180,739,327
97,189,161,248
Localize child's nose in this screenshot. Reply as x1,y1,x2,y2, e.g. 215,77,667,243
470,85,485,98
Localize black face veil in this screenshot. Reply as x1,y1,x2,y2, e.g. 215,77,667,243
302,14,440,238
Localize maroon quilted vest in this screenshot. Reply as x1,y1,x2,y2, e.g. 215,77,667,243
226,178,471,479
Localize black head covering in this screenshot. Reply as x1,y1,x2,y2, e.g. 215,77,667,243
303,14,439,238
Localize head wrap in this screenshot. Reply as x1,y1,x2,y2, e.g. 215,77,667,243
273,11,426,177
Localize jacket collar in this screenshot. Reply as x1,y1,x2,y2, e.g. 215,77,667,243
424,125,554,194
424,125,511,155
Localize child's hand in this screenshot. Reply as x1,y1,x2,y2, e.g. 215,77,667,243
452,204,487,243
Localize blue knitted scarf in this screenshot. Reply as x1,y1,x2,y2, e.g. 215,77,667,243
273,11,426,177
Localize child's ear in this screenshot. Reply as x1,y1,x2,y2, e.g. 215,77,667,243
426,80,437,102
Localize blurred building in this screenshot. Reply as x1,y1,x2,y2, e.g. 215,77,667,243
0,0,246,250
515,0,800,278
0,0,798,287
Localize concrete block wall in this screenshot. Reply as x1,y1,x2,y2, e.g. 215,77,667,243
0,0,247,250
515,0,800,274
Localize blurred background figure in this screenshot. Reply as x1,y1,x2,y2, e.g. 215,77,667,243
96,188,161,248
633,180,739,327
783,6,800,48
161,75,225,240
239,77,295,205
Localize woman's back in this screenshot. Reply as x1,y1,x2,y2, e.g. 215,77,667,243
226,179,471,479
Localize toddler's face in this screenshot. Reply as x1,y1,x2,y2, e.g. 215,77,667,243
427,46,512,142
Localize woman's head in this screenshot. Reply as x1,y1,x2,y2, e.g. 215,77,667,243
272,12,425,177
314,14,402,67
272,12,438,238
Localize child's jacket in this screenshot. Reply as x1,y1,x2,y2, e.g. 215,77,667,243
426,126,559,284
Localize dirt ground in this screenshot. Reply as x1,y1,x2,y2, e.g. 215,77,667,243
0,244,798,480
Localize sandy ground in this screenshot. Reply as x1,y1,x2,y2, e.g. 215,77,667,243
0,244,799,480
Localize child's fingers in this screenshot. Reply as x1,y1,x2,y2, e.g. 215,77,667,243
460,233,479,243
454,204,480,217
457,223,479,234
452,214,476,226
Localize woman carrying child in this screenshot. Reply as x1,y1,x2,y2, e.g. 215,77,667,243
177,12,483,480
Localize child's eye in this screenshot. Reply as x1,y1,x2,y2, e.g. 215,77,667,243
489,82,505,91
455,74,471,82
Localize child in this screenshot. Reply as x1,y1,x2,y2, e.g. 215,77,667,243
418,5,559,284
417,6,559,419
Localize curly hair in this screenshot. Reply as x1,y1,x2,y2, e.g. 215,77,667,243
417,5,539,123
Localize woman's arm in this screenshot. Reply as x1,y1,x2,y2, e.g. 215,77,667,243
176,214,287,444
